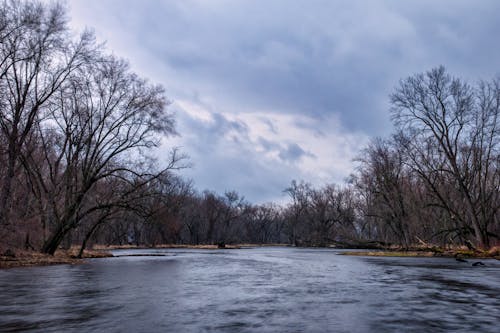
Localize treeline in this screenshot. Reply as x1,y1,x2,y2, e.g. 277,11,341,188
1,1,498,256
79,181,359,251
67,68,500,252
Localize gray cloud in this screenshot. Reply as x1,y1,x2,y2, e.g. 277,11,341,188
278,143,316,163
170,108,301,203
68,0,500,202
257,137,281,153
257,137,315,163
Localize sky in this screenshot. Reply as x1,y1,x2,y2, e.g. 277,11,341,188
67,0,500,203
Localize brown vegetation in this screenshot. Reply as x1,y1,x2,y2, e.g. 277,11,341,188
93,244,244,250
0,247,112,269
342,245,500,259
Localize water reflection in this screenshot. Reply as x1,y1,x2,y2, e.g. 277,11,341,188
0,248,499,332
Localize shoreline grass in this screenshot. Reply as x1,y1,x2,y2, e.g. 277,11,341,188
340,246,500,259
0,248,113,269
0,244,287,269
92,243,289,251
2,244,498,269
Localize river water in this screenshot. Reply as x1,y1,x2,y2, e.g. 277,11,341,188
0,247,499,332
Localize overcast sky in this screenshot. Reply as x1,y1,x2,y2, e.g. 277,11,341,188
67,0,500,203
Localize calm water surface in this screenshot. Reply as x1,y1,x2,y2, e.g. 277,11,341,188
0,247,499,332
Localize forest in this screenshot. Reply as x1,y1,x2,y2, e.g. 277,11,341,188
0,1,498,257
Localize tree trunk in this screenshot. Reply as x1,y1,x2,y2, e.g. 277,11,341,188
0,146,18,226
78,223,102,258
41,225,67,255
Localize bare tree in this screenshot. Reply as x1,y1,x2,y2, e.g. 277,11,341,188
21,52,178,254
179,195,206,245
355,139,413,247
0,0,95,227
283,180,310,246
391,66,499,248
244,203,282,244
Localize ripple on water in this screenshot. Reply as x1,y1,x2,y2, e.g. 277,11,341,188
0,248,499,333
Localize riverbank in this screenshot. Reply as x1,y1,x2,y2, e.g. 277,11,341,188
340,246,500,259
94,244,244,250
3,244,499,268
0,248,113,269
0,244,267,269
92,243,287,251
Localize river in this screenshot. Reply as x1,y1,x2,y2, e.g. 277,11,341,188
0,247,499,332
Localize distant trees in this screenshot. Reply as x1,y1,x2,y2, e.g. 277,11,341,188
283,181,360,247
243,203,283,244
354,139,413,247
283,180,310,245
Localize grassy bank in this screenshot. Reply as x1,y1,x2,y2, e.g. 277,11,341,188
0,244,256,268
340,246,500,259
1,244,277,269
92,243,288,251
3,244,499,269
94,244,242,250
0,248,113,269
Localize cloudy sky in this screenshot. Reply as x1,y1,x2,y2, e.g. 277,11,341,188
67,0,500,203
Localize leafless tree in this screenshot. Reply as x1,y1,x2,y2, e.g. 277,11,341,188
20,52,178,254
243,203,282,244
283,180,310,246
0,0,95,228
355,139,413,247
391,66,499,248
